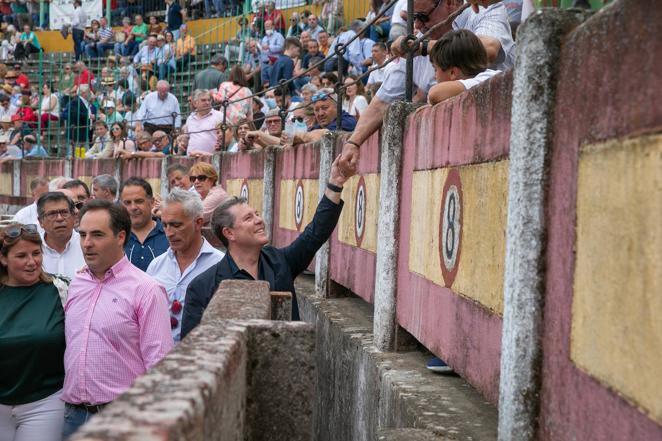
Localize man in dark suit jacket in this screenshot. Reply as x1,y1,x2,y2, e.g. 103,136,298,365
181,155,352,338
63,85,95,147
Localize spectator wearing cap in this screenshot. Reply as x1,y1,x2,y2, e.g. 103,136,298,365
0,93,17,120
165,0,183,40
174,24,196,71
85,120,113,158
23,134,48,158
290,89,357,146
193,54,228,91
155,34,176,80
185,89,224,156
100,100,123,126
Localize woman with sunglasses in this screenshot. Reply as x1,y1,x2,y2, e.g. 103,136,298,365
110,122,136,158
0,224,65,441
187,162,228,225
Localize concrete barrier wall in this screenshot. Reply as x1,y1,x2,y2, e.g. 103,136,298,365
537,1,662,439
396,72,512,404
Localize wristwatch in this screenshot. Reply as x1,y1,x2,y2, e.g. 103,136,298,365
327,182,343,193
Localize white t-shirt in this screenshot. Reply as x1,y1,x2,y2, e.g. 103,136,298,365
42,231,86,281
13,202,39,226
458,69,502,90
391,0,408,27
343,95,369,117
367,64,387,87
376,56,436,104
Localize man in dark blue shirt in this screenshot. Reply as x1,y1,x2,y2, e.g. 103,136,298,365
165,0,183,38
181,154,354,338
270,37,302,94
120,177,169,271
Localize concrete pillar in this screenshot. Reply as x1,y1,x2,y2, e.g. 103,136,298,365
262,148,276,240
12,160,21,196
315,133,336,298
63,158,73,179
160,157,169,197
212,153,222,179
373,102,416,351
498,10,587,441
114,158,122,191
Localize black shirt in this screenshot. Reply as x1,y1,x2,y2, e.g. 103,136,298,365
181,195,343,338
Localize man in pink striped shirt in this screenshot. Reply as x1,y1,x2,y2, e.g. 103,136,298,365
61,200,173,438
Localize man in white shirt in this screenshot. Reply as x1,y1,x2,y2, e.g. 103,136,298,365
339,0,516,175
37,192,86,281
366,42,389,95
70,0,87,60
134,80,182,135
147,188,224,342
14,177,49,227
390,0,409,41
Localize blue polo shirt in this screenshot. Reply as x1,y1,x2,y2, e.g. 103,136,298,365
312,110,357,132
124,220,169,272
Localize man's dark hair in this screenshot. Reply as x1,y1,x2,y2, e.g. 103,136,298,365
373,41,387,52
37,192,75,218
93,120,108,129
284,37,302,52
120,177,154,199
211,196,248,248
211,54,228,68
79,200,132,247
166,163,189,177
274,87,290,98
429,29,488,78
62,179,91,198
122,91,136,107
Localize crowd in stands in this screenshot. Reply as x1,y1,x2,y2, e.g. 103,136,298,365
0,0,524,165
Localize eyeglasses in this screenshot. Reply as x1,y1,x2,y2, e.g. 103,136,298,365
265,119,281,125
291,116,304,123
312,92,335,103
41,209,72,221
413,0,442,23
3,224,39,240
189,175,209,182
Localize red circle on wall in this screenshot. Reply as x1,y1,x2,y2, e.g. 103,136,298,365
354,176,366,247
294,180,304,231
438,169,463,288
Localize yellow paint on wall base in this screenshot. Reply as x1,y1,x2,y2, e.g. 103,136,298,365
278,179,318,231
0,172,12,195
571,134,662,424
225,178,264,215
408,160,509,314
336,174,379,253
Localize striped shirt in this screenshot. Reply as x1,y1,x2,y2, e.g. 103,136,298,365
62,256,173,405
99,26,113,43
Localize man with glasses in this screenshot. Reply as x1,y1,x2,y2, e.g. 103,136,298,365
339,0,515,177
147,189,224,343
244,109,283,148
37,192,85,281
185,89,224,156
120,177,169,271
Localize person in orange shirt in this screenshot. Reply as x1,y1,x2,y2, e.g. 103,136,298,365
317,30,330,56
174,24,196,71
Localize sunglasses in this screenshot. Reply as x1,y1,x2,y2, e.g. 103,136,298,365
189,175,209,182
265,119,281,125
413,0,442,23
2,224,39,241
291,116,304,123
74,201,85,210
312,92,335,103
